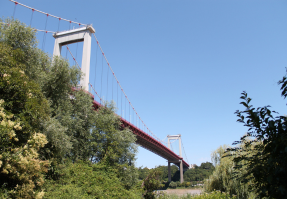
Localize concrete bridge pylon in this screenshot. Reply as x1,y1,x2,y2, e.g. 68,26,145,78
52,25,95,91
167,134,184,183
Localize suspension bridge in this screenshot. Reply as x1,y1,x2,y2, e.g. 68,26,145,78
7,0,191,182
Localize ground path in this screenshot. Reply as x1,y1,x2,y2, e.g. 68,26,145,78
159,189,202,196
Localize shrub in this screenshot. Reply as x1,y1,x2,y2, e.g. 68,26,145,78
169,181,177,189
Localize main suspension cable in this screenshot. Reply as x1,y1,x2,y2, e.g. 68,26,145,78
0,22,55,33
9,0,87,26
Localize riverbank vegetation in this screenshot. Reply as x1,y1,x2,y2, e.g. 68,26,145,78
158,191,236,199
138,162,214,190
203,79,287,198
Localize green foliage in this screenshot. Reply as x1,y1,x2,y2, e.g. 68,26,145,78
229,87,287,198
0,20,51,198
199,162,214,170
90,102,137,166
138,166,150,180
204,145,254,199
169,181,177,189
0,18,52,90
206,69,287,199
0,42,50,133
184,162,214,182
44,160,142,199
0,99,49,199
142,168,164,199
0,18,141,198
158,191,236,199
154,165,179,182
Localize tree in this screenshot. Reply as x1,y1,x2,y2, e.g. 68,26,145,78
44,160,142,199
152,165,178,182
142,169,164,199
138,166,150,180
0,101,49,198
230,86,287,198
0,39,50,198
200,162,214,170
183,162,214,182
206,69,287,198
1,18,140,197
204,145,254,199
0,18,75,163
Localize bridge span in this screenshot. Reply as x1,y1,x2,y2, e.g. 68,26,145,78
92,99,189,182
92,100,190,168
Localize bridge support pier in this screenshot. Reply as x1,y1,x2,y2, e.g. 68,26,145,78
180,159,184,183
168,162,171,182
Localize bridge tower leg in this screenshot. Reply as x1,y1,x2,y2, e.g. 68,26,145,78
180,159,184,183
167,134,184,183
168,162,171,182
52,26,95,91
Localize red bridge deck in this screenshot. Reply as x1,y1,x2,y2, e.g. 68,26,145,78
92,99,189,169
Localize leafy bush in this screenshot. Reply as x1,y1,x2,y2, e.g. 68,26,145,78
169,181,177,189
142,169,164,198
44,161,142,199
185,182,191,187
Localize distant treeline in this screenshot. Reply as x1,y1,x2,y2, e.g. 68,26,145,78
138,161,214,183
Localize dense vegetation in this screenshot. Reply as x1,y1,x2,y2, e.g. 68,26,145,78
158,191,236,199
0,18,141,198
138,162,214,190
183,162,214,183
204,84,287,197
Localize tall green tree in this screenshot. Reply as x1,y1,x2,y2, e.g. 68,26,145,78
0,18,75,162
184,162,214,182
204,145,254,199
138,166,150,180
142,168,163,199
230,85,287,198
0,38,50,198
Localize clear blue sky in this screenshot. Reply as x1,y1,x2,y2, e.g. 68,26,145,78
1,0,287,168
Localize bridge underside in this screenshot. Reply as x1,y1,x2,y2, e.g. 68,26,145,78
92,100,189,169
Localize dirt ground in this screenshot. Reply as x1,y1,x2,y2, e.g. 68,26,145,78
159,189,202,196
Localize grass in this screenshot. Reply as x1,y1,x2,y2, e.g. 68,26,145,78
156,191,236,199
166,186,204,190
